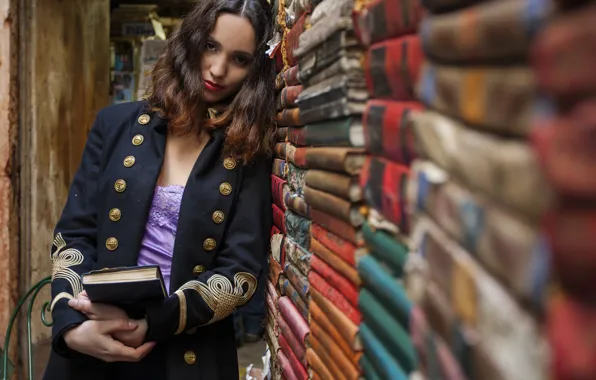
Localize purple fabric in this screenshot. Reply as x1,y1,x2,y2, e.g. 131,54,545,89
137,185,184,294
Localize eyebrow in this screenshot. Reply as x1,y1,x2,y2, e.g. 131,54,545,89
208,37,254,58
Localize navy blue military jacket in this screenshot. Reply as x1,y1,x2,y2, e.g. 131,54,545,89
44,101,271,380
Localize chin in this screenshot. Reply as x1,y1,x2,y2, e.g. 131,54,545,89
202,92,222,104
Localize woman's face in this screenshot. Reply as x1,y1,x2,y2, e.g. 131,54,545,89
200,13,256,104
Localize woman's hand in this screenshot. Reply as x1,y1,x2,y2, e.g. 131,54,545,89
113,318,148,348
69,291,128,321
69,291,149,348
63,319,155,362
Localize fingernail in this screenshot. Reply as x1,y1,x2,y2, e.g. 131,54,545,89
68,300,76,307
128,320,137,328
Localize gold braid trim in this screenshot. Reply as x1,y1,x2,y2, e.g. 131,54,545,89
50,233,84,311
174,289,188,334
177,272,257,326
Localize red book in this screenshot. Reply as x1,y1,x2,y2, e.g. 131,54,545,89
272,203,286,233
363,99,424,165
364,35,424,101
549,294,596,380
311,255,358,308
272,175,288,211
360,156,410,232
279,333,308,380
278,296,310,344
308,270,362,325
277,350,298,380
311,223,359,266
279,313,307,367
311,209,363,246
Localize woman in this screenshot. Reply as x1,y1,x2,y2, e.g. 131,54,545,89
43,0,274,379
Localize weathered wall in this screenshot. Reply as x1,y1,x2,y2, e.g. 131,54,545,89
0,0,19,366
18,0,110,375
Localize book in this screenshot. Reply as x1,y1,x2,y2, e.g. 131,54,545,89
82,265,166,310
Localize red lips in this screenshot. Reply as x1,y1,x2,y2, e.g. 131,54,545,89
204,80,226,92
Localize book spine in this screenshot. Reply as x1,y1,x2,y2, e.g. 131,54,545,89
277,348,300,380
311,223,358,266
284,262,310,303
304,185,355,225
308,270,362,325
278,313,308,368
310,288,360,351
311,255,359,308
274,142,287,159
309,334,346,380
271,175,288,211
358,255,412,327
359,288,417,372
277,108,304,127
303,119,354,147
282,65,302,86
285,238,312,276
278,296,311,344
363,99,423,165
359,324,408,380
285,12,310,67
311,208,360,245
310,298,362,367
310,237,361,287
306,348,334,380
279,85,304,109
360,156,410,232
286,144,309,168
275,127,289,142
362,222,408,277
310,319,360,380
306,170,357,202
280,278,310,320
364,35,424,101
287,163,308,196
272,158,287,179
284,210,312,250
272,203,287,233
353,0,423,46
288,126,307,146
284,192,312,219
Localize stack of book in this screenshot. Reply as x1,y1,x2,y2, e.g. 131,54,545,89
530,2,596,379
266,1,313,379
290,0,369,378
351,0,425,378
405,0,555,378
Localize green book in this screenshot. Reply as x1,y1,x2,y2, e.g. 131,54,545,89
360,288,417,373
362,222,408,278
358,254,412,327
360,323,408,380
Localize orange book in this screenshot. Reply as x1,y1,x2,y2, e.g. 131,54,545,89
306,348,333,380
311,319,360,380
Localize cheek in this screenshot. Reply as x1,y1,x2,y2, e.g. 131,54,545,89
227,68,250,90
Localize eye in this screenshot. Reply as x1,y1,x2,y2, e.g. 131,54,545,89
206,41,217,51
234,56,250,67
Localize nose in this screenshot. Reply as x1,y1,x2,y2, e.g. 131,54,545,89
209,54,227,80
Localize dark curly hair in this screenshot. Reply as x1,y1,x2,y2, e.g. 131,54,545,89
147,0,276,163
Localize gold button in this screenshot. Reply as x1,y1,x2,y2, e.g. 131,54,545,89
223,157,236,170
114,179,127,193
123,155,136,168
132,134,144,146
212,210,225,224
109,208,121,222
138,114,150,125
106,237,118,251
203,238,216,251
184,351,196,365
219,182,232,196
193,265,206,276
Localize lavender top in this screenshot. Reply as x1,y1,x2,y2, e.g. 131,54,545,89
137,185,184,294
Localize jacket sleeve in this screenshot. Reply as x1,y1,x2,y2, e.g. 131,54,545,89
144,157,272,341
49,110,105,355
